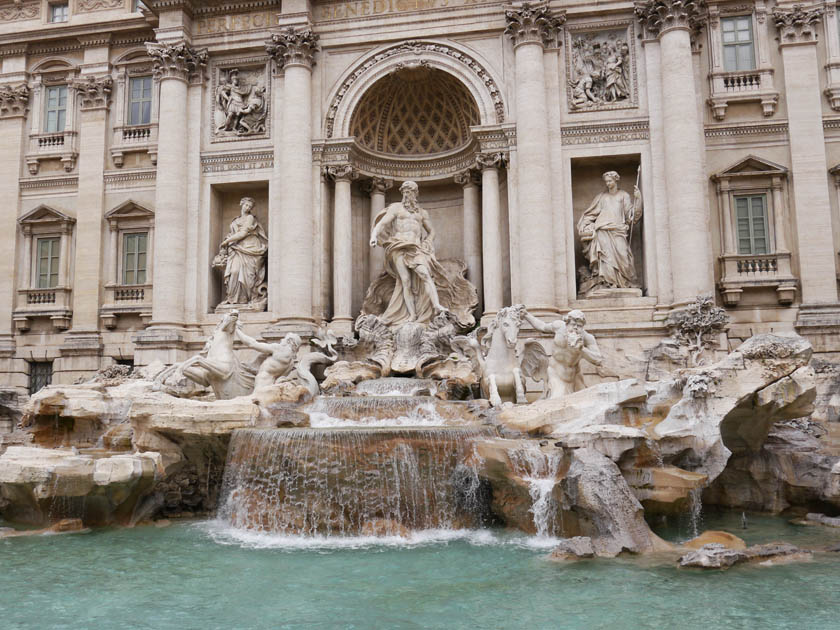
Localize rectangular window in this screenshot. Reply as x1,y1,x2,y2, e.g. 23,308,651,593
128,76,153,126
44,85,67,133
29,361,53,395
722,16,756,72
735,194,770,255
36,237,60,289
48,2,68,23
123,232,147,285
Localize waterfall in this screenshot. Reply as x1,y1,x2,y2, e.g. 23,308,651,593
355,378,436,397
508,444,563,538
304,396,475,428
688,487,703,539
218,427,493,536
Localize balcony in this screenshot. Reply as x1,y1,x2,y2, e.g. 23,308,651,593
100,283,152,328
25,131,78,174
708,69,779,121
110,123,158,168
718,252,797,307
13,287,73,331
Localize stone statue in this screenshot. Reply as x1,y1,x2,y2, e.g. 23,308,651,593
576,170,642,296
215,68,267,136
213,197,268,311
236,329,302,390
363,180,477,329
520,308,606,399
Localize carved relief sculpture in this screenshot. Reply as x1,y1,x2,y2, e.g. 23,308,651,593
363,180,478,329
0,83,30,117
576,170,643,296
568,27,634,111
213,196,268,311
72,75,113,110
214,67,267,137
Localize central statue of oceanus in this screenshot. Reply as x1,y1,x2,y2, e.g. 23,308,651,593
362,180,478,329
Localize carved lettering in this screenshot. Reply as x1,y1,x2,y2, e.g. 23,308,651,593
317,0,492,21
196,11,273,35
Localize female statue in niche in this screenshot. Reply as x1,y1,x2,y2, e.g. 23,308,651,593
213,196,268,310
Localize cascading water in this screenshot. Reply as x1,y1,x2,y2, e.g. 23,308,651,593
508,443,563,538
355,377,436,397
218,427,493,536
304,396,476,428
688,487,704,539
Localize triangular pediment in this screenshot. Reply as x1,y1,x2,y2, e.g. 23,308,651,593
716,155,788,178
18,204,75,226
105,200,154,220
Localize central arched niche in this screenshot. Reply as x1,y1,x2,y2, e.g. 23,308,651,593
349,67,480,157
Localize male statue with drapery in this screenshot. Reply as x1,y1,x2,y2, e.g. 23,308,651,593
213,196,268,310
576,170,643,295
363,180,477,329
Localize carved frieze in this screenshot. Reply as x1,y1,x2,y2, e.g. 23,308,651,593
265,26,320,71
560,120,649,145
634,0,707,38
566,22,637,112
0,83,30,118
72,75,113,110
76,0,123,12
200,150,274,173
0,0,38,22
212,61,270,142
504,2,565,48
772,4,823,44
146,42,209,83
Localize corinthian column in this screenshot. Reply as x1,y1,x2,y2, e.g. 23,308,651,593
772,6,838,305
366,177,392,285
326,164,358,333
266,26,319,331
635,0,713,304
454,168,483,308
145,42,207,328
475,152,507,315
505,2,563,315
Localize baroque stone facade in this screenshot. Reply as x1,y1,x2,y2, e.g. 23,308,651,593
0,0,840,396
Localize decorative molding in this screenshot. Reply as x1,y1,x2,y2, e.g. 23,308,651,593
0,0,39,22
72,75,113,110
773,4,823,44
454,168,481,186
0,83,30,118
104,168,157,189
211,59,270,143
146,41,209,83
77,0,126,12
560,120,649,145
475,151,507,170
265,26,319,71
824,118,840,130
504,2,565,48
324,163,359,181
471,124,517,152
365,177,393,195
634,0,707,38
200,149,273,173
704,122,788,137
19,175,79,191
193,0,279,17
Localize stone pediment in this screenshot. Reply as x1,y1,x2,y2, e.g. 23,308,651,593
714,155,788,179
18,204,75,227
105,200,154,221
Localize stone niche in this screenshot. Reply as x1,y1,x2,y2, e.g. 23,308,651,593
571,155,645,299
208,183,269,312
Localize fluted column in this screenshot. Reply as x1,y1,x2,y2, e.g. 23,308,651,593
505,2,563,315
773,5,838,304
455,168,483,308
476,152,506,315
266,26,320,330
326,164,358,332
636,0,713,304
366,177,392,285
145,42,207,328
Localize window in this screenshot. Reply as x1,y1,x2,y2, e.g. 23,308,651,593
29,362,53,395
722,16,755,72
123,232,147,285
37,237,60,288
735,194,769,255
131,0,149,11
48,2,68,23
44,86,67,133
128,76,152,125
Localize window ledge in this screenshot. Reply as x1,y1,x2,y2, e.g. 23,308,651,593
110,124,158,168
101,283,152,328
708,68,778,120
13,287,72,331
718,252,797,306
25,131,78,175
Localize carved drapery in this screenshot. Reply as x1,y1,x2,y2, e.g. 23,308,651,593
773,4,823,44
72,75,113,110
0,83,30,118
634,0,707,38
265,27,320,71
145,42,208,83
504,2,565,48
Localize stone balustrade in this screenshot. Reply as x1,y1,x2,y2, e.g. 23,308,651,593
718,252,796,306
25,130,78,174
100,283,153,329
12,286,72,331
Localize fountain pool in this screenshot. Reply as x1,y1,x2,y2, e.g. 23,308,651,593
2,513,839,630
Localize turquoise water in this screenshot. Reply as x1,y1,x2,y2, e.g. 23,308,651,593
2,513,840,630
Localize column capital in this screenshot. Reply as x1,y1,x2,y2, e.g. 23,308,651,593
504,2,565,49
634,0,708,39
266,26,320,71
72,75,113,111
454,169,481,187
365,176,393,195
475,151,508,171
0,83,30,118
324,164,359,182
773,4,823,45
146,41,208,83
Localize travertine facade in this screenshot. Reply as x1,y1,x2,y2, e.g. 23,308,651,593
1,0,840,394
